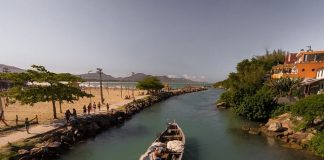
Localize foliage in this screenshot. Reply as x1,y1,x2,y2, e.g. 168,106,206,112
290,94,324,123
0,65,92,119
215,49,285,121
271,104,291,117
267,77,302,97
307,131,324,157
136,76,164,94
235,87,277,121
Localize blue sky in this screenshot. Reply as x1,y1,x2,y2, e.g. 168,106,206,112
1,0,324,82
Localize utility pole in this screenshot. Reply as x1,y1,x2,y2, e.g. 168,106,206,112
131,72,135,100
88,70,92,103
120,81,123,98
97,68,104,104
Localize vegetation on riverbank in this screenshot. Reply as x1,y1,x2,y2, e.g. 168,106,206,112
214,49,285,121
215,50,323,157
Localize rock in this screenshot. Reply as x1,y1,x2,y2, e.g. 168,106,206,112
18,149,29,155
289,143,303,150
30,147,42,156
288,130,294,135
216,102,228,108
267,122,284,132
313,116,323,125
47,141,61,148
241,126,250,131
296,116,303,121
248,128,260,135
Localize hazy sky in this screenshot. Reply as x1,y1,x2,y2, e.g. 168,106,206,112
1,0,324,82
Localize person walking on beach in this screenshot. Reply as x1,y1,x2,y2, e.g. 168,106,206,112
93,102,97,113
72,108,77,118
65,109,71,123
98,102,101,111
87,103,92,114
25,118,30,134
83,105,87,115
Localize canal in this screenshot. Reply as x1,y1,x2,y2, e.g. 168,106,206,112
61,89,320,160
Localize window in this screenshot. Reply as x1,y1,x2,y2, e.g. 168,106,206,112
302,69,305,72
312,69,315,71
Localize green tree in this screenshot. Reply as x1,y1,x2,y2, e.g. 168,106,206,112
136,76,164,94
235,87,277,121
215,50,285,121
267,77,302,97
0,65,92,119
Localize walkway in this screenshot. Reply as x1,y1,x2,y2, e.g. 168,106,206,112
0,95,147,148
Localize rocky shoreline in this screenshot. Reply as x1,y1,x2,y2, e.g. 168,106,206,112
242,113,323,155
9,87,207,160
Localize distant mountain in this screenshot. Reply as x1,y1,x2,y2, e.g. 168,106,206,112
0,64,25,73
77,72,197,83
0,64,198,83
77,73,117,81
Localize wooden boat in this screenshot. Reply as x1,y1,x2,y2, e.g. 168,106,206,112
139,122,185,160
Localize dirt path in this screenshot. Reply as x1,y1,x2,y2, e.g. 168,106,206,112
0,95,147,148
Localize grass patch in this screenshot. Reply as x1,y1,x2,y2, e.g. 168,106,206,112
307,131,324,158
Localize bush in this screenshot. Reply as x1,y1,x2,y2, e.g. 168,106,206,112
235,87,276,122
307,131,324,157
271,104,291,117
290,94,324,122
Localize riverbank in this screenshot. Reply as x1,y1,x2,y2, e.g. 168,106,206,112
1,87,207,160
241,112,323,158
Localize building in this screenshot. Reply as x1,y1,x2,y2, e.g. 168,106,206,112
284,53,298,64
271,50,324,79
301,67,324,95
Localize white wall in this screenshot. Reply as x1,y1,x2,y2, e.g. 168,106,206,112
317,69,324,79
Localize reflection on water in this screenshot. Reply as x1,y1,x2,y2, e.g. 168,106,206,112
61,89,320,160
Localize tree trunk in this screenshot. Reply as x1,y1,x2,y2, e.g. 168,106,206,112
59,100,63,113
0,97,3,115
52,99,57,119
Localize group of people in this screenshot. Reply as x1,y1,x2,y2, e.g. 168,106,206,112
82,102,110,115
65,108,77,123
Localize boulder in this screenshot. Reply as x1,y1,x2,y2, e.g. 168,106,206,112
248,128,261,135
18,149,29,155
30,147,42,156
267,122,284,132
216,102,228,109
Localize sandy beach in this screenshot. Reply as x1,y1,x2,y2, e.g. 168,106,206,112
1,88,146,128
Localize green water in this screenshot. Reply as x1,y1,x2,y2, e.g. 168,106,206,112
61,89,320,160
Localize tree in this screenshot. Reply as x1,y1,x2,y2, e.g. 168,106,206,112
136,76,164,94
267,77,302,97
0,65,93,119
215,50,286,121
235,87,277,121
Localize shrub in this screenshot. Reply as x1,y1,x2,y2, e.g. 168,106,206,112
290,94,324,122
271,104,291,117
307,131,324,157
235,87,276,122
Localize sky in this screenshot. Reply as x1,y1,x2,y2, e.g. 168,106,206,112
1,0,324,82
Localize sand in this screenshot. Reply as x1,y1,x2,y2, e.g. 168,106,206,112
0,88,146,128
